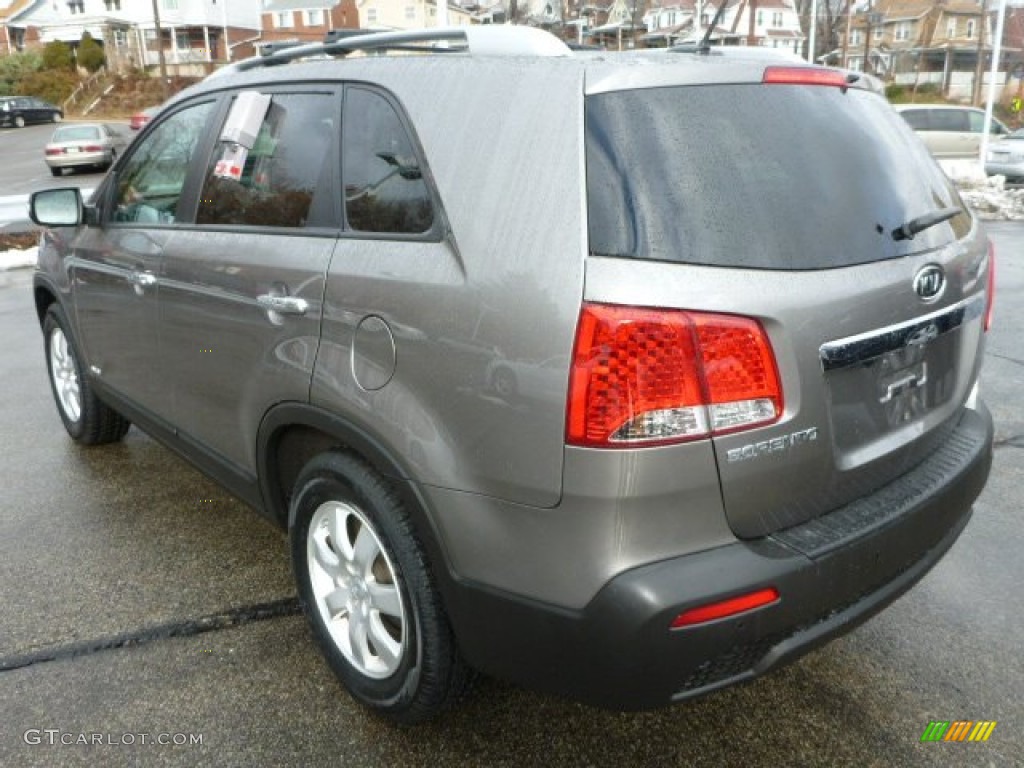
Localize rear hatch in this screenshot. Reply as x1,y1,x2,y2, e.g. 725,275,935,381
583,63,992,539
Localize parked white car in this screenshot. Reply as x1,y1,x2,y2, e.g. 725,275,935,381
895,104,1009,158
44,123,126,176
985,127,1024,182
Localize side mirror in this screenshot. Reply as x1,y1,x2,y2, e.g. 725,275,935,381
29,188,83,227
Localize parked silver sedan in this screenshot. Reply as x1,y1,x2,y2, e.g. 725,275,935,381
985,127,1024,183
44,123,125,176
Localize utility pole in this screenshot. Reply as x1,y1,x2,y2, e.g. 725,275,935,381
808,0,818,63
221,0,231,62
973,0,988,105
747,0,757,47
861,1,872,75
980,0,1009,168
842,0,852,68
150,0,168,96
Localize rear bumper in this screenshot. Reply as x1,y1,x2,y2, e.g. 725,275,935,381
984,161,1024,181
45,151,110,168
442,403,992,710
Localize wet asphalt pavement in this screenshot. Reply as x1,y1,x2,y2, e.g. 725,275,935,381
0,224,1021,768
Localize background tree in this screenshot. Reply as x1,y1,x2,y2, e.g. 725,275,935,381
41,40,74,71
78,31,106,73
793,0,855,64
0,50,42,96
15,69,77,104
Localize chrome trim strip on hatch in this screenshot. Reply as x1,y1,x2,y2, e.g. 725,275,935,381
819,295,985,372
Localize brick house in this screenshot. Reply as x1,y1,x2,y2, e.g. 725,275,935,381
261,0,359,47
839,0,1001,97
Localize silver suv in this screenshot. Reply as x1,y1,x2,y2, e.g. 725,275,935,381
30,27,995,723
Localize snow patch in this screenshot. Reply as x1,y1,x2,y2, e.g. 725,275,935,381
0,245,37,271
939,158,1024,221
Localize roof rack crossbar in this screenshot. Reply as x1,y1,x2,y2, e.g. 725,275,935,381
232,26,570,73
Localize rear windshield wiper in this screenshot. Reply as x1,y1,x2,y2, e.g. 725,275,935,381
671,1,729,55
891,206,962,241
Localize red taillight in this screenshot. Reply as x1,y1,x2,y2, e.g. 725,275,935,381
567,303,782,447
984,240,996,332
762,66,849,88
671,587,780,629
83,144,103,152
44,147,62,156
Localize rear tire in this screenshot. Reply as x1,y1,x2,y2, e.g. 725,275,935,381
52,112,62,123
42,304,131,445
290,451,471,724
14,115,24,128
49,167,62,177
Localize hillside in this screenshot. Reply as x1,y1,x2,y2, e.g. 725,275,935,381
68,73,201,119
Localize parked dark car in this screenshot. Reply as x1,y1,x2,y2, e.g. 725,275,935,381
0,96,63,128
28,27,995,724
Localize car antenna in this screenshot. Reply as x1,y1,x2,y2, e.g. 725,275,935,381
697,0,729,55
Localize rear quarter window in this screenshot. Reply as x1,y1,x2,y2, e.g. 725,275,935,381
342,86,435,235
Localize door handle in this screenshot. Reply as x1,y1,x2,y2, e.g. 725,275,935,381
257,294,309,316
127,271,157,288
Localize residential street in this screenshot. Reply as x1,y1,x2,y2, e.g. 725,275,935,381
0,224,1020,767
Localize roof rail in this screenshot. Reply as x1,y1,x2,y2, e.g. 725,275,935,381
222,26,571,74
258,39,303,57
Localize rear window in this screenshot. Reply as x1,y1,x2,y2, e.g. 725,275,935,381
53,126,101,142
586,85,969,270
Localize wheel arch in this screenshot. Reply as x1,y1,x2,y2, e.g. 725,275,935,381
257,404,450,567
33,280,59,327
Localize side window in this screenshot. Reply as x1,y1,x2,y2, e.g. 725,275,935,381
900,110,928,131
197,93,337,228
929,109,968,132
112,101,214,224
342,87,434,235
967,111,986,134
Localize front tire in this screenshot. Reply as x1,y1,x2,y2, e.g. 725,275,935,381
52,112,62,123
42,304,131,444
14,115,25,128
290,452,470,723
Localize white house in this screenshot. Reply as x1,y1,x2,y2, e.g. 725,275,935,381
7,0,263,73
353,0,473,31
642,0,804,54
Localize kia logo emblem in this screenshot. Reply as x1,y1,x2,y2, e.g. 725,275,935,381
913,265,945,302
